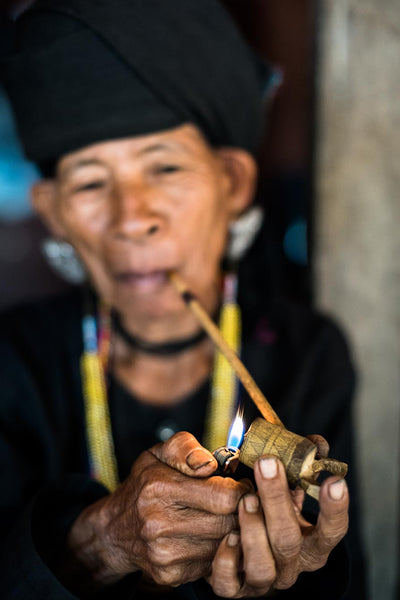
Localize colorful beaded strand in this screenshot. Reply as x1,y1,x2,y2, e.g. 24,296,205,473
203,273,241,450
81,313,119,492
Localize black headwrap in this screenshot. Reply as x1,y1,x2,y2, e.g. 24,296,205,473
1,0,271,165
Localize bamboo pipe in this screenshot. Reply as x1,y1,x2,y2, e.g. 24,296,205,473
168,271,283,427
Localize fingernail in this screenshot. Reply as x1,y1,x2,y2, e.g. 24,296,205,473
187,448,214,470
260,457,277,479
227,532,240,547
329,479,346,501
244,494,259,513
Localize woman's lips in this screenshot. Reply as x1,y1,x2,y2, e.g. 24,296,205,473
114,270,169,293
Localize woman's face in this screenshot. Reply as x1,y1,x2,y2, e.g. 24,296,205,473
35,124,254,324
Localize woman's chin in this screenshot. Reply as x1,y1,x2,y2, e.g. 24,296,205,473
111,288,184,322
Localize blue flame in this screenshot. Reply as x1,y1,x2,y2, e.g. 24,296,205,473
227,408,244,450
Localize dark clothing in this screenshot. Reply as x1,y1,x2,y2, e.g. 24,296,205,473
0,287,364,599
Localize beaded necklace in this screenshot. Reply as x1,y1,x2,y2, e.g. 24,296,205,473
80,274,241,491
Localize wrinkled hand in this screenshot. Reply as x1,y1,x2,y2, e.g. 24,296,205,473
208,453,349,598
67,432,251,591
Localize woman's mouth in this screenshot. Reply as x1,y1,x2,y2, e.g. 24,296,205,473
114,270,169,293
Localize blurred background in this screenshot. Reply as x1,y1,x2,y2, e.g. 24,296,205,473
1,1,400,598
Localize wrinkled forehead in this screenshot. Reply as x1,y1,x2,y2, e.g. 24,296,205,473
56,124,216,180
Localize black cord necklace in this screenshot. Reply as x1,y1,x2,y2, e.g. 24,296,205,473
112,311,207,356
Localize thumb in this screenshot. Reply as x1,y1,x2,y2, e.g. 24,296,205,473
149,431,218,477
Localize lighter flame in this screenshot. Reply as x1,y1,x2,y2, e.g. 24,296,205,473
227,406,244,450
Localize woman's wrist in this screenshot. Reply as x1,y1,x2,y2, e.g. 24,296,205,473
59,496,130,597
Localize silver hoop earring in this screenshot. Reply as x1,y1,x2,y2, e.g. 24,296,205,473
41,238,86,284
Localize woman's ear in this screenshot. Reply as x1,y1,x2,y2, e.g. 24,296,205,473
216,147,258,221
31,180,67,238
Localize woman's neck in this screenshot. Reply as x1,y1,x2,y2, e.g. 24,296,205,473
106,278,221,404
111,334,214,406
112,311,207,356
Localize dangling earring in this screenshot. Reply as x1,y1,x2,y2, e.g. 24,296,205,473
41,238,86,284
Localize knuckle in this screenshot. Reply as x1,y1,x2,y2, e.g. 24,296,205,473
247,587,271,598
246,566,275,590
323,501,349,523
172,430,193,445
164,431,194,456
142,477,168,500
318,520,348,552
135,495,150,521
211,578,239,598
135,467,154,490
150,542,175,568
212,554,237,580
318,533,343,555
330,527,347,544
327,507,349,527
135,484,159,517
209,478,243,514
215,515,237,538
275,573,299,590
140,516,167,542
263,487,290,506
273,528,302,560
152,567,182,587
158,568,183,587
317,553,329,569
299,548,328,572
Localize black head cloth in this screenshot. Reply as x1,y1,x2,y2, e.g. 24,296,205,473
1,0,273,165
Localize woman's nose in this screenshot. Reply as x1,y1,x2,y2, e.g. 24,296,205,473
110,187,163,241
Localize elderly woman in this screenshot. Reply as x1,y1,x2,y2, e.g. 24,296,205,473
0,1,360,598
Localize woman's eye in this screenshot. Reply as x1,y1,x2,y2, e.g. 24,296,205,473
156,164,181,174
73,180,106,193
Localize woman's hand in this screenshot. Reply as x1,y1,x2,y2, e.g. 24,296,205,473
65,432,251,594
208,455,349,598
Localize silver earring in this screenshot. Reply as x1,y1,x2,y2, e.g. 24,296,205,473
41,238,86,284
226,206,264,263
